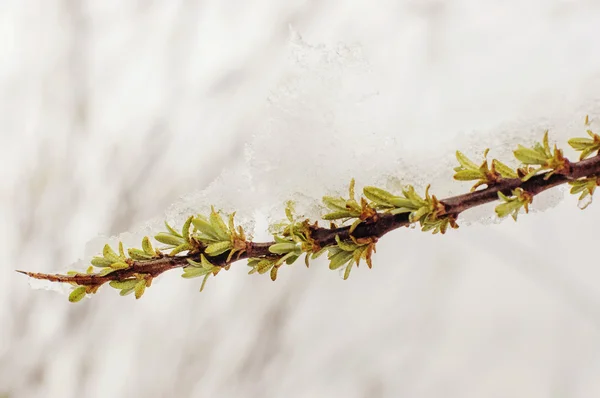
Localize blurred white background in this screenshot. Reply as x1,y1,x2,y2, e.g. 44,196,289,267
3,1,600,397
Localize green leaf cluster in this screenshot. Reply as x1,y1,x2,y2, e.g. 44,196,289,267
109,276,151,299
453,149,517,191
248,202,329,281
189,207,248,261
326,235,375,280
88,236,162,279
568,176,600,209
68,286,88,303
568,118,600,160
268,201,325,267
495,188,533,221
363,184,432,221
155,216,196,256
89,242,132,277
419,215,458,235
248,202,330,280
364,184,456,234
67,284,101,303
513,131,569,181
183,254,221,292
322,179,377,233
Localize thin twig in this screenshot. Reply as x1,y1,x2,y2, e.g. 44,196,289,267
17,153,600,289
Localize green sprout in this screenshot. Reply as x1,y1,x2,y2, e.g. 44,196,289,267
322,179,378,233
513,131,570,181
568,176,600,209
363,184,457,234
495,188,533,221
326,235,376,280
568,116,600,160
453,148,518,191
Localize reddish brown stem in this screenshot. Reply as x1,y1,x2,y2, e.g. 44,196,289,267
17,153,600,288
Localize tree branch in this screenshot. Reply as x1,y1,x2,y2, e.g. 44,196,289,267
16,128,600,302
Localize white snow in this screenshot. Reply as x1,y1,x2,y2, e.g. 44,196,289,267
4,1,600,398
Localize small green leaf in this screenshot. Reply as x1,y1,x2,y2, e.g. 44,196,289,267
134,280,146,299
520,168,541,182
164,220,182,237
273,235,290,244
348,178,356,201
275,252,293,266
269,242,298,255
328,249,353,270
410,206,430,223
128,248,153,260
494,202,512,219
456,151,479,170
120,288,135,296
580,146,598,160
103,244,120,263
257,259,274,274
345,199,361,213
453,169,484,181
514,145,548,165
200,254,215,270
118,241,125,258
205,241,232,256
110,261,129,270
91,256,113,267
322,211,356,220
349,219,362,234
363,186,397,207
568,137,594,150
311,246,328,260
192,216,220,242
182,266,211,278
335,235,358,252
181,216,194,243
494,196,524,221
569,183,587,195
97,268,116,276
353,246,364,264
322,196,348,211
186,258,202,267
497,191,510,201
210,207,230,241
169,243,191,256
270,265,278,281
343,262,353,280
285,201,295,222
402,185,424,204
285,254,299,265
109,279,139,290
200,273,210,292
492,159,518,178
542,131,551,155
228,213,237,236
388,199,415,210
154,232,186,247
389,207,413,215
142,236,156,257
68,286,87,303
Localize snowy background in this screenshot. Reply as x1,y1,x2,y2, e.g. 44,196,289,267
3,1,600,397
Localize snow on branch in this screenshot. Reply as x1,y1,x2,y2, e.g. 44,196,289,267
18,119,600,302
